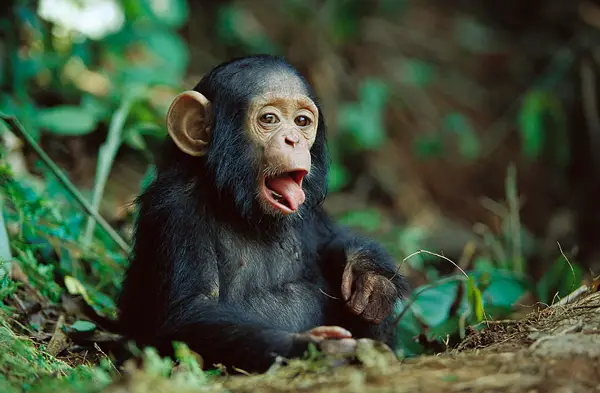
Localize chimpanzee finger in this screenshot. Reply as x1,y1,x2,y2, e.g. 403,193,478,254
341,265,354,301
379,297,395,322
308,326,353,339
347,278,373,315
371,298,393,324
361,296,382,323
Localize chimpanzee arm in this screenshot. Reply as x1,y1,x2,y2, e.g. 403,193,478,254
313,208,408,290
155,302,309,372
312,208,410,324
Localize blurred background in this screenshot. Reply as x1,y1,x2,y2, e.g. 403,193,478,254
2,0,600,357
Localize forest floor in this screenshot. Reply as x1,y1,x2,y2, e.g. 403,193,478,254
3,269,600,393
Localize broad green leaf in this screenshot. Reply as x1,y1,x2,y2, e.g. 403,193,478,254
144,30,189,79
68,320,97,333
429,315,461,337
472,269,527,310
472,257,494,273
36,106,98,136
81,95,111,120
411,280,460,327
394,301,425,357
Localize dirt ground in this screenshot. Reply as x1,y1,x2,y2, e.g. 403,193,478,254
98,289,600,393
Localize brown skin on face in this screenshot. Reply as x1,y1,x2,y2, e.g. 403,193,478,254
246,92,318,215
166,84,319,217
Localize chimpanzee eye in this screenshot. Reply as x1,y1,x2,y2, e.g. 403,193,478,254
295,116,311,127
260,113,279,125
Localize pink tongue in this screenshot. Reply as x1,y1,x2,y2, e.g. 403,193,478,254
267,176,305,211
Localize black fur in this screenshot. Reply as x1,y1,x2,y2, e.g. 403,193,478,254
118,55,409,373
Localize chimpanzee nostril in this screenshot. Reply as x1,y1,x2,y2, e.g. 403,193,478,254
285,134,299,147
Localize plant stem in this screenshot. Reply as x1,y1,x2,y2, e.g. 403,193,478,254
0,113,130,253
83,95,135,248
0,194,12,279
506,164,523,275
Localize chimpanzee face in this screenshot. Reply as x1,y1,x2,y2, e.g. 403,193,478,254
165,55,328,220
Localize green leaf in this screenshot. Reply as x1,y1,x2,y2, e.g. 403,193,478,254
401,59,435,87
327,161,350,193
518,90,567,162
413,135,444,159
518,92,545,159
36,106,98,136
142,347,174,377
443,113,480,160
473,269,527,310
68,320,96,333
123,125,150,151
536,255,583,304
338,209,382,233
411,280,460,327
338,79,389,150
360,79,389,111
466,278,484,322
140,165,156,192
118,29,189,86
64,275,93,306
81,95,111,120
394,301,426,357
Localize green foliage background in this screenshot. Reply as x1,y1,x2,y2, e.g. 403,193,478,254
0,0,592,390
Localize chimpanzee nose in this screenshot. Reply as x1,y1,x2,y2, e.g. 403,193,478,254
285,134,300,147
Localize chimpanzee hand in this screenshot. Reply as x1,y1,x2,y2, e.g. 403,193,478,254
294,326,357,355
341,260,398,324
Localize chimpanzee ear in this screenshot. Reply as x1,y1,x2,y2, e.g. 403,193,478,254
166,90,212,157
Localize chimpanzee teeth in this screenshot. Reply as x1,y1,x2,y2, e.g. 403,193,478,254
271,191,283,200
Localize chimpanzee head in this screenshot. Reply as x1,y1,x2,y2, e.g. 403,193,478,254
165,55,329,223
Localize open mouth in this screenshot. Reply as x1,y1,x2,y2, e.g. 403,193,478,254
262,170,308,214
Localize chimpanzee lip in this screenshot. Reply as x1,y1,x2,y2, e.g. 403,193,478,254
261,169,308,214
